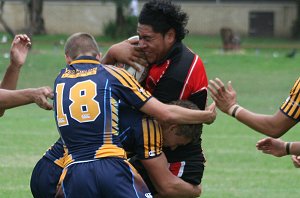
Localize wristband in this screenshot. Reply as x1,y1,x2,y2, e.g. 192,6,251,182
228,104,238,116
228,104,242,117
232,106,240,117
286,142,292,155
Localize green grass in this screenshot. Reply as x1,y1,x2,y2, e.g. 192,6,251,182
0,33,300,197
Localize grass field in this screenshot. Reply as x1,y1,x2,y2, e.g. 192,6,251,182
0,33,300,198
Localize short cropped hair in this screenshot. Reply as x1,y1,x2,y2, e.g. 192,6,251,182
169,100,203,143
64,32,99,60
138,0,189,42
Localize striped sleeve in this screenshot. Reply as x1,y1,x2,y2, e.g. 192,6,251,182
280,77,300,121
104,65,152,109
139,117,162,159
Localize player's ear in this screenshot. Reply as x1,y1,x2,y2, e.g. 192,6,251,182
65,55,72,64
165,28,176,44
168,124,178,133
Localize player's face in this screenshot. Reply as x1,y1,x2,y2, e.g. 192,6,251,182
163,127,191,151
137,23,175,64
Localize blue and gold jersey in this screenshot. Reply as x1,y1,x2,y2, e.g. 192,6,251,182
53,56,152,165
118,102,162,160
280,77,300,121
43,138,67,168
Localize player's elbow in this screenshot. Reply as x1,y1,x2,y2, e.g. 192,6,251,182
268,131,284,138
187,185,202,198
195,186,202,197
267,127,288,138
269,133,281,139
0,109,5,117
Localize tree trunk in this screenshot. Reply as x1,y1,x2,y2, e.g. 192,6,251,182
0,1,14,37
27,0,45,35
116,3,125,26
115,1,126,36
292,0,300,39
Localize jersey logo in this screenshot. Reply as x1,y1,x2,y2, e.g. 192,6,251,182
145,193,153,198
148,150,155,157
138,87,145,93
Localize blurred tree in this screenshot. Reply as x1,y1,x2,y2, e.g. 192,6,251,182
26,0,45,35
0,1,15,37
102,0,137,38
292,0,300,39
102,0,131,27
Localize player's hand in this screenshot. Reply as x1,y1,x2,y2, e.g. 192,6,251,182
256,137,286,157
31,86,54,110
10,34,31,68
127,36,148,70
103,39,148,71
291,155,300,168
208,78,237,115
205,102,217,125
194,184,202,197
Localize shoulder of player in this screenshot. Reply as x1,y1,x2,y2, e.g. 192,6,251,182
101,64,133,78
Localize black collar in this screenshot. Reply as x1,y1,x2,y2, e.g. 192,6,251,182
156,42,183,65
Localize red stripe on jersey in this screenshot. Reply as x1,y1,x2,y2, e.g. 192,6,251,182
145,60,170,94
179,55,208,100
168,161,186,177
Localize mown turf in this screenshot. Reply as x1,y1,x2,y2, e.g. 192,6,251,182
0,33,299,197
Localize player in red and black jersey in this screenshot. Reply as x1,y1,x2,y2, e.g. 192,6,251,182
138,3,210,181
141,39,208,187
102,0,212,196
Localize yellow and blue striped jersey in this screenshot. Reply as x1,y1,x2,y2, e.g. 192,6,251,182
119,102,162,160
43,138,69,168
280,77,300,121
44,103,162,169
53,56,152,166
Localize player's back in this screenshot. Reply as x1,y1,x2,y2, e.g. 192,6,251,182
54,56,152,165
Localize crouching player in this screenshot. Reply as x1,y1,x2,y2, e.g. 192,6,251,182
121,100,207,197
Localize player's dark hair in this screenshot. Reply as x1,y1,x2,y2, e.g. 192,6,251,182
169,100,203,143
138,0,189,42
64,32,99,60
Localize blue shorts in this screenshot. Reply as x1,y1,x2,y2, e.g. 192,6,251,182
62,157,152,198
30,156,63,198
